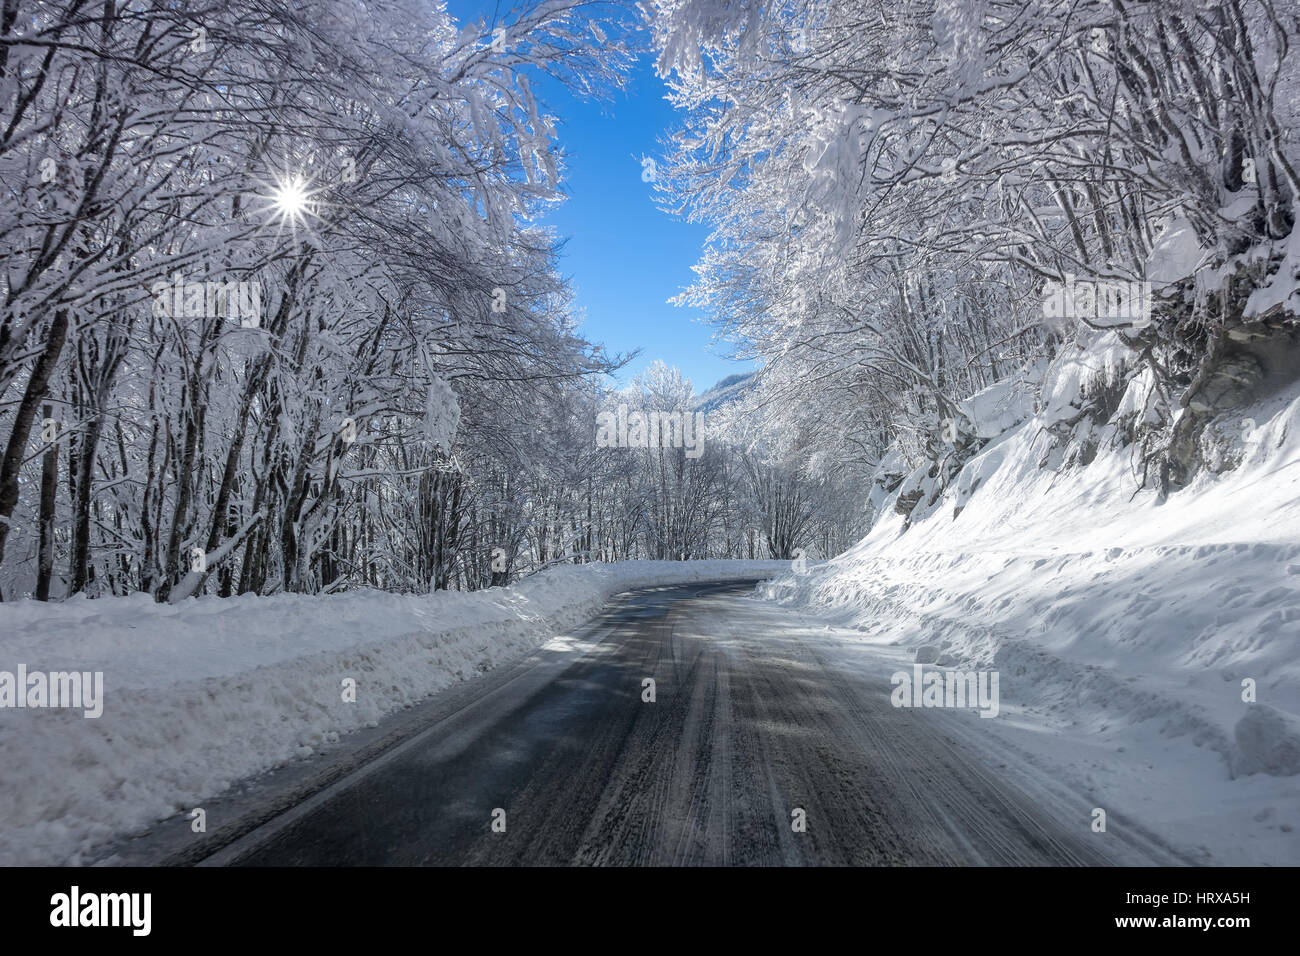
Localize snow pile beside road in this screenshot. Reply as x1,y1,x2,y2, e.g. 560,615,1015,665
760,369,1300,863
0,560,785,865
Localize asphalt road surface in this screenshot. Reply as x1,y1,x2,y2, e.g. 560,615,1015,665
198,580,1176,866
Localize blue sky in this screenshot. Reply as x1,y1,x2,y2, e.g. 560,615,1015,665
444,1,753,394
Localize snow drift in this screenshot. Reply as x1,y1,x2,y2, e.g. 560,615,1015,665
0,560,786,865
760,336,1300,864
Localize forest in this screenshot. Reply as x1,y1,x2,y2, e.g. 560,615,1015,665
1,0,1295,601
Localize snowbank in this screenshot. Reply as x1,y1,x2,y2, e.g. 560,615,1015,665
0,560,785,865
761,359,1300,864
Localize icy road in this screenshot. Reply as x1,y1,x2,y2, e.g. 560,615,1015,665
175,581,1183,866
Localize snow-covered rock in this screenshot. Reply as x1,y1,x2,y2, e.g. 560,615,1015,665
914,644,941,664
1233,705,1300,778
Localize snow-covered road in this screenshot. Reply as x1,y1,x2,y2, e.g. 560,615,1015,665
131,581,1189,866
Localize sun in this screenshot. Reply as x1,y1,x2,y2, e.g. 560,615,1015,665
247,157,342,247
252,167,327,243
272,177,310,219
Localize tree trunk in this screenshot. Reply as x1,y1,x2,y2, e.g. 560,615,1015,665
0,309,69,571
69,411,104,595
35,403,58,601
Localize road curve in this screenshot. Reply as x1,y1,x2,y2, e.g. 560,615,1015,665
202,580,1159,866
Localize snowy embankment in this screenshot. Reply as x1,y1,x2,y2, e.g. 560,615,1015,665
0,560,785,865
761,352,1300,865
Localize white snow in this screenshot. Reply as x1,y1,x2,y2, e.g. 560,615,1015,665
957,371,1038,440
0,560,787,865
761,365,1300,865
1146,216,1212,289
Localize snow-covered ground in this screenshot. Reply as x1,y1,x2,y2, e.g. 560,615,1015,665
760,358,1300,865
0,560,787,865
